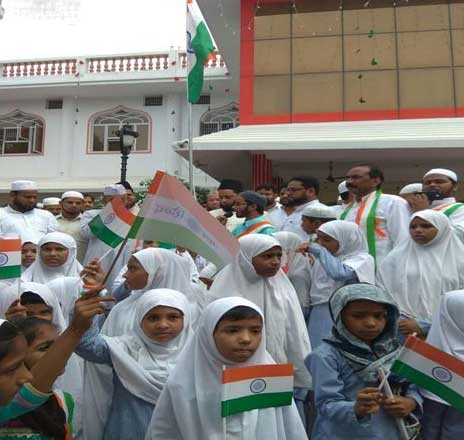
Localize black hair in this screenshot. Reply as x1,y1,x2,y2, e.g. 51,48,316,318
255,183,276,192
82,192,95,201
239,191,267,214
215,306,262,331
0,321,22,361
340,191,351,201
354,163,385,188
20,291,47,306
15,318,57,345
218,179,243,194
116,181,134,192
288,176,320,195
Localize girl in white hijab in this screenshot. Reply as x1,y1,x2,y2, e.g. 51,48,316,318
307,220,375,348
77,289,192,440
209,235,312,391
22,232,83,283
272,231,312,320
145,297,306,440
377,210,464,337
420,290,464,439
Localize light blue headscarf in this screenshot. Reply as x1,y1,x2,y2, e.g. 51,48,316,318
326,283,401,382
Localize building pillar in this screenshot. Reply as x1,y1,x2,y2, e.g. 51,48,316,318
252,153,273,189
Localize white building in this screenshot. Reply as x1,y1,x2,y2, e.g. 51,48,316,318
0,49,234,199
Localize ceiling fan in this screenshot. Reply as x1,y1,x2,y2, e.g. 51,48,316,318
325,161,345,183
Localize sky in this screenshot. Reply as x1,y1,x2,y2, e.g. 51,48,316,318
0,0,187,61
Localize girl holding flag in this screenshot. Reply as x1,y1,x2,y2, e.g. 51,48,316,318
306,284,421,439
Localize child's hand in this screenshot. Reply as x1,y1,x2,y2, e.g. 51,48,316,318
5,299,27,321
398,319,424,337
80,258,106,286
70,287,114,335
355,387,382,418
382,396,416,418
296,243,310,254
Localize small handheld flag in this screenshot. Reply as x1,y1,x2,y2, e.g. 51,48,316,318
221,364,294,417
391,335,464,413
88,197,136,248
129,171,239,270
0,238,22,280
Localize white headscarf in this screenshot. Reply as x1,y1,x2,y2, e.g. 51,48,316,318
422,290,464,404
309,221,375,306
377,210,464,320
145,297,306,440
209,235,312,389
272,231,312,310
22,232,83,283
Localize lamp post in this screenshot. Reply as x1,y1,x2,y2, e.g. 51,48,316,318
116,125,139,183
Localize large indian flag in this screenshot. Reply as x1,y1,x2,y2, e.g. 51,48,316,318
186,0,215,104
128,171,239,269
0,238,22,280
89,197,136,248
221,364,294,417
391,335,464,413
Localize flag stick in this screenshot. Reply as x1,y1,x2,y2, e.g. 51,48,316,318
222,365,227,440
377,368,409,440
101,237,129,287
187,100,195,198
17,276,21,299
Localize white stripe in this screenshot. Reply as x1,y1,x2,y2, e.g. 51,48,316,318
102,205,131,238
401,347,464,397
222,376,293,401
0,250,21,268
138,194,235,263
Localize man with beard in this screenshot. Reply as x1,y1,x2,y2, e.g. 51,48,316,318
209,179,244,232
117,181,139,215
231,191,276,237
408,168,464,227
0,180,58,240
280,176,325,240
57,191,87,262
340,164,409,265
256,183,285,229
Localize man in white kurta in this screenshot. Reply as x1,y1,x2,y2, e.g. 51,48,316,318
280,176,326,240
0,180,58,241
408,168,464,228
209,179,244,232
340,165,410,266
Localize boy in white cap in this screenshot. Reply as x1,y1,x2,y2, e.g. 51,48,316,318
0,180,58,241
57,191,87,262
80,184,134,289
333,180,354,217
409,168,464,227
301,205,337,242
42,197,61,217
398,183,423,212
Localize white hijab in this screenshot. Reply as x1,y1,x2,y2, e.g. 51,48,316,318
209,235,312,389
422,290,464,405
22,232,83,283
309,221,375,305
272,231,312,310
47,276,83,325
145,297,306,440
377,210,464,320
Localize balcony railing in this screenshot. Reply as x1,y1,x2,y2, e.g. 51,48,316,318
0,50,228,83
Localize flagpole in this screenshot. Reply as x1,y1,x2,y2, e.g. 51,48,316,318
101,237,129,287
188,101,195,197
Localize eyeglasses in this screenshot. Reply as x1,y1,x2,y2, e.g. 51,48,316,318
286,187,305,192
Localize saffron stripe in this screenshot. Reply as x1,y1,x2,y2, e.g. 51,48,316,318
221,392,293,417
0,265,21,280
222,364,293,384
0,239,22,252
405,336,464,377
111,197,136,225
391,361,464,413
89,216,124,248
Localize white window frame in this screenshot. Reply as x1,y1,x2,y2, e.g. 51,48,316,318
0,110,44,155
200,102,239,136
89,106,151,153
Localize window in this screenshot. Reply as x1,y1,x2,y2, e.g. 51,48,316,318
200,102,239,136
0,110,44,155
89,106,151,153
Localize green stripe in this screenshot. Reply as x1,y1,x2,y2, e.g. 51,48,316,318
129,217,225,269
443,203,464,217
366,189,382,265
188,21,215,104
340,203,353,220
391,360,464,413
89,215,123,248
0,265,21,280
221,392,293,417
63,392,74,433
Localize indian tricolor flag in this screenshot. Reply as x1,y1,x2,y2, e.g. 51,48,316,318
221,364,294,417
89,197,136,248
129,171,239,269
0,238,22,280
186,0,215,104
391,335,464,413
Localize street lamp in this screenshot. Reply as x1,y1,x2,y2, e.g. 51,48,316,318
116,125,139,183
